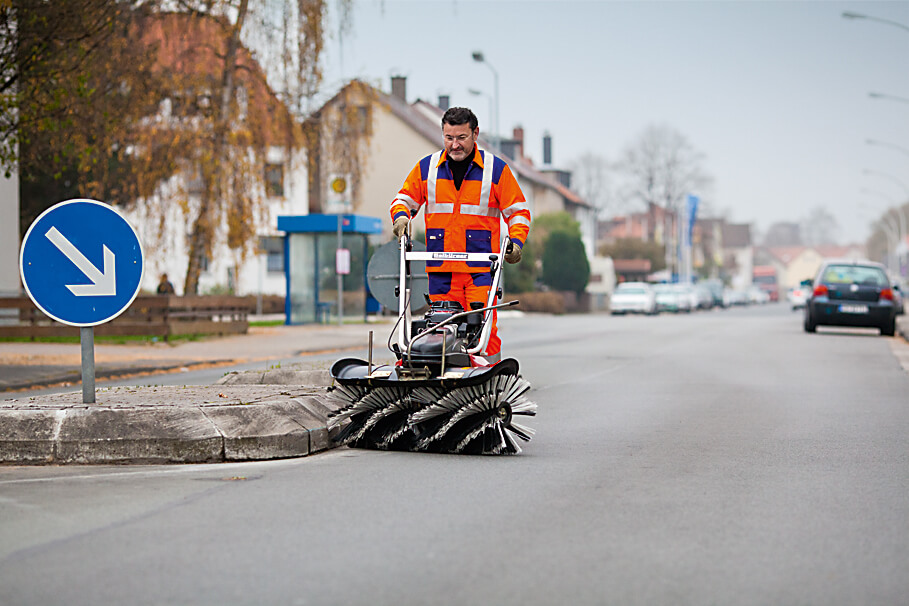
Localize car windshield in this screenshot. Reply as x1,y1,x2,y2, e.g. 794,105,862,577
822,265,887,287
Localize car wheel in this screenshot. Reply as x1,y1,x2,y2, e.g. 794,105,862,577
881,317,896,337
804,313,816,333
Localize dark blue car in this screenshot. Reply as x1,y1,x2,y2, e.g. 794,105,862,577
804,260,897,336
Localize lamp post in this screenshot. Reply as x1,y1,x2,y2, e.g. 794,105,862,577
842,11,909,32
471,51,499,153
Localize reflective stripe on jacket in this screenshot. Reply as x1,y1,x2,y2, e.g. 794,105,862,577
389,149,531,273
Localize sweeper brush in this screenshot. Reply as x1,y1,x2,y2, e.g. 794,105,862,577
327,236,537,455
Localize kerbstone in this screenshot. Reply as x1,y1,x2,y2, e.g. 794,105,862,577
56,407,223,464
203,404,311,460
0,409,59,463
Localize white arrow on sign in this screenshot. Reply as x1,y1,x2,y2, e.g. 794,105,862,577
45,226,117,296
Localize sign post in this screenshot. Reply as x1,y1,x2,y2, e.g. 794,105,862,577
20,199,144,403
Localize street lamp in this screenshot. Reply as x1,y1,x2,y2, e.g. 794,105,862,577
869,92,909,105
471,51,499,153
867,139,909,158
842,11,909,32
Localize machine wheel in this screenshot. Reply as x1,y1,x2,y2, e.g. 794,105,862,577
881,317,896,337
803,312,817,333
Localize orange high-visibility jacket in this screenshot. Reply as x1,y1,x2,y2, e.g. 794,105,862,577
389,149,531,273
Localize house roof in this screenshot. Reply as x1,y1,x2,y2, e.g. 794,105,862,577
613,258,652,272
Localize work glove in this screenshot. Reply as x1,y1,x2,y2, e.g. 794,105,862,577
392,216,410,239
504,241,522,264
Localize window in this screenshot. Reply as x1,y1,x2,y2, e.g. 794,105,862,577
260,236,284,273
265,163,284,197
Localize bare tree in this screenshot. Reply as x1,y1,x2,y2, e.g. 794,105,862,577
615,124,712,273
6,0,352,294
617,123,711,220
568,151,612,216
800,206,839,246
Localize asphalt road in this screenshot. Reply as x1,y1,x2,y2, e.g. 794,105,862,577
1,305,908,605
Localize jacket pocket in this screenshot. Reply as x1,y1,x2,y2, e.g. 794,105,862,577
466,229,492,268
427,228,445,267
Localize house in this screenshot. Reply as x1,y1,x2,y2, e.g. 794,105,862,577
720,222,754,290
307,77,597,257
122,12,310,297
764,243,868,291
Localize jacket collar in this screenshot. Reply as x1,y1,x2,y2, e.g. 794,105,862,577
438,147,484,168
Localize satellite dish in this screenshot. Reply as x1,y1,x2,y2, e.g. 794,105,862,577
367,239,429,312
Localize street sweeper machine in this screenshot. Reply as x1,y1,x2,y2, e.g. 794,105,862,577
327,236,537,455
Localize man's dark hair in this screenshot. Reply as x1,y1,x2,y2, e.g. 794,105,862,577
442,107,478,131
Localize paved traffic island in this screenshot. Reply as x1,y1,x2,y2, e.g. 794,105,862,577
0,374,342,465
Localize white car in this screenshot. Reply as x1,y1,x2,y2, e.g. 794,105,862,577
654,283,684,312
610,282,657,315
787,284,809,310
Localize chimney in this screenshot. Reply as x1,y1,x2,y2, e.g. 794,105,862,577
512,126,524,159
543,131,552,166
438,95,450,111
391,76,407,102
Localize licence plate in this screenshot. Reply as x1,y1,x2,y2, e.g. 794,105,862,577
839,304,869,314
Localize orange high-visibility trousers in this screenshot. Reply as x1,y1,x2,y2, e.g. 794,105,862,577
428,272,500,357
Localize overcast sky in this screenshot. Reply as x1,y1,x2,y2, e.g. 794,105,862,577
318,0,909,245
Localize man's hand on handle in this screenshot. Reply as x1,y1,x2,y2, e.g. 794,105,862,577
504,241,522,264
393,216,410,239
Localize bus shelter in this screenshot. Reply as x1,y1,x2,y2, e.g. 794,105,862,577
278,214,383,324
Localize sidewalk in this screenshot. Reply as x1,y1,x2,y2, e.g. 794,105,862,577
0,320,387,392
0,320,390,465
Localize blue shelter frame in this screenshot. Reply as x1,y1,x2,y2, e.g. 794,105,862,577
278,214,383,325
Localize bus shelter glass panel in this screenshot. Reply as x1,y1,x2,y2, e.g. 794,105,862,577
288,233,315,324
316,233,367,322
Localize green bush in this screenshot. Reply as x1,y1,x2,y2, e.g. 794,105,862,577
542,231,590,295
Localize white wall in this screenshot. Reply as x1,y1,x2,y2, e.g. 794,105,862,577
0,170,19,295
123,148,308,297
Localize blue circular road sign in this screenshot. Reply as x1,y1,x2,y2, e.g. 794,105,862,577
20,199,145,327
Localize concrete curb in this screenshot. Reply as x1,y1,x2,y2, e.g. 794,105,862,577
0,381,342,465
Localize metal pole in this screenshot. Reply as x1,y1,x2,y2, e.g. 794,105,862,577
80,326,95,404
337,214,343,326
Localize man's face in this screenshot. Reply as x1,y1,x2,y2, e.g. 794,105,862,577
443,122,478,162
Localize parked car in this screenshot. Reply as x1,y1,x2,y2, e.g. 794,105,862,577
702,279,727,308
787,280,811,311
610,282,657,315
674,283,698,312
693,283,714,310
804,260,897,336
892,281,905,316
747,286,770,304
654,283,683,313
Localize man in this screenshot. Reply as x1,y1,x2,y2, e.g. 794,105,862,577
389,107,531,361
156,273,175,295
